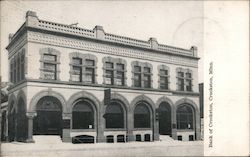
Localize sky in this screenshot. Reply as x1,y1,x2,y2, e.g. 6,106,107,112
0,1,204,82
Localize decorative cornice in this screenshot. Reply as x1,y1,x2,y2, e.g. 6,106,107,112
27,31,198,68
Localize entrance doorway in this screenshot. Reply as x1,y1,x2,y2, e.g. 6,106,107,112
33,96,62,136
159,102,171,135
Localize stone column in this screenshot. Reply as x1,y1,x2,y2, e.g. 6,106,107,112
126,110,134,142
153,109,159,141
171,107,177,140
97,104,105,143
26,112,36,143
62,113,71,142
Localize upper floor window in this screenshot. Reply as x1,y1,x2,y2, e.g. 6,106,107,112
186,72,192,91
177,72,185,91
71,57,82,82
159,68,169,90
40,48,61,80
103,57,127,86
132,61,152,88
85,59,95,84
43,54,57,80
69,52,97,83
176,68,193,92
105,62,114,85
9,49,26,84
134,66,141,87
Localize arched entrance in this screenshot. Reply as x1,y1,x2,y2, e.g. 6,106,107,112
33,96,62,135
158,102,171,135
8,101,16,142
16,98,28,141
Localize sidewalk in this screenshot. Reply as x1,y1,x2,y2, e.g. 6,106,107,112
0,136,204,157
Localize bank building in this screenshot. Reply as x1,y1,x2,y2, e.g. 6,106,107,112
3,11,201,143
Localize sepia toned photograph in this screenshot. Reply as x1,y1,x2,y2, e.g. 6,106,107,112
0,1,249,157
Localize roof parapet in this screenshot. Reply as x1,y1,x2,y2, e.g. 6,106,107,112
26,10,39,27
148,37,158,49
94,25,105,40
190,46,198,57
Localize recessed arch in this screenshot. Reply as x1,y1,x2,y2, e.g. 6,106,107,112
175,98,198,112
67,91,100,113
29,90,67,113
130,95,155,112
156,96,174,108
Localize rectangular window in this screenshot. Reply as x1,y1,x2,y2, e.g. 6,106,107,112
143,74,151,88
71,58,82,82
85,59,95,83
105,70,114,85
105,62,114,85
85,67,95,83
13,57,17,83
134,66,141,87
43,54,57,80
116,63,125,86
43,63,57,80
143,67,151,88
159,69,169,89
10,59,14,83
20,54,25,80
186,72,192,91
177,72,185,91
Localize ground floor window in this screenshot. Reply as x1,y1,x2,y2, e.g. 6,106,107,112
72,99,94,129
105,102,124,128
176,104,194,129
134,103,151,128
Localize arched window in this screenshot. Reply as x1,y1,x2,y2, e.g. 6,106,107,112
72,100,94,129
105,102,124,128
134,103,150,128
176,104,194,129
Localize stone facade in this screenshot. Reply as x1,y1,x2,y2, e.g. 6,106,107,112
5,11,201,143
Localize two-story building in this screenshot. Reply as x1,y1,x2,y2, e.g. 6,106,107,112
5,11,201,143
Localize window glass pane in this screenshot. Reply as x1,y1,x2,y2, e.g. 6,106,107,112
117,64,124,70
71,74,81,82
105,70,114,85
44,63,56,71
134,74,141,87
44,54,56,61
134,66,141,73
116,71,124,86
144,75,151,88
178,78,185,91
160,69,168,75
73,66,81,73
178,72,184,77
86,68,94,83
186,72,192,78
72,58,82,65
105,62,113,69
144,67,150,73
86,59,94,66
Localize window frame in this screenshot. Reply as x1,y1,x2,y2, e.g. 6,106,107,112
39,48,61,80
132,61,153,88
102,57,127,86
69,53,97,84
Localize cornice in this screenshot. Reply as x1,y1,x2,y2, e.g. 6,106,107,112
27,31,198,68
